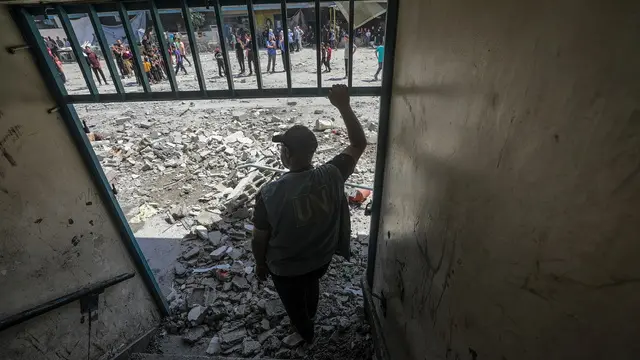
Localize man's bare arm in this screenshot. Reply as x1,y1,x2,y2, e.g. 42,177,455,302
329,84,367,161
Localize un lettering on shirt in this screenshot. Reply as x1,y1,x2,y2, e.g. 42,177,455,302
291,184,332,228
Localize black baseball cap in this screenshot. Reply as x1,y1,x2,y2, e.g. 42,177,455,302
272,125,318,155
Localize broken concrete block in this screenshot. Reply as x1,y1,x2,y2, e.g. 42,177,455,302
183,246,200,260
219,328,246,347
314,119,333,131
264,299,286,317
206,336,221,355
194,225,208,240
196,211,222,227
174,263,187,277
282,333,304,348
208,230,223,246
182,326,206,344
231,276,250,290
114,116,131,125
210,246,228,261
187,305,207,325
242,338,260,356
228,248,244,260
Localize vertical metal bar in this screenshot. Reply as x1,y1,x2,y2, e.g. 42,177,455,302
180,0,207,95
367,0,400,288
57,5,99,98
315,0,322,91
213,0,235,93
9,7,169,316
280,0,292,92
149,0,178,93
88,5,125,96
16,8,67,95
246,0,263,90
347,0,354,87
117,3,151,92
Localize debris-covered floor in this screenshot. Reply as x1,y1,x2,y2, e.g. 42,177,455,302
80,91,380,359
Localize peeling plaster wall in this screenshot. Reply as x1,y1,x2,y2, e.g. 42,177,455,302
0,5,160,360
373,1,640,359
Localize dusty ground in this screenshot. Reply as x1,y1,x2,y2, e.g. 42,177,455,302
69,46,380,359
62,46,383,95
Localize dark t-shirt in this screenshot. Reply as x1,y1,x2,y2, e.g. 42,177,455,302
252,153,356,276
235,42,244,55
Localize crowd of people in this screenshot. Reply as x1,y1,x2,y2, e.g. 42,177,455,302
43,19,386,88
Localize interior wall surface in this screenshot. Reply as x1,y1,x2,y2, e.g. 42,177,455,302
373,1,640,359
0,5,160,360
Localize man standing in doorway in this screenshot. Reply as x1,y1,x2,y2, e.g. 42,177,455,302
374,42,384,81
85,46,108,85
343,35,356,79
252,84,366,345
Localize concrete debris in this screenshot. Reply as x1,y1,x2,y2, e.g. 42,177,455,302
187,305,207,325
183,246,200,260
219,328,246,347
194,225,208,240
85,93,378,360
206,336,221,355
231,275,250,290
314,119,334,131
282,333,304,348
174,263,187,277
182,326,206,344
208,230,223,246
264,299,286,318
210,246,228,260
242,338,261,356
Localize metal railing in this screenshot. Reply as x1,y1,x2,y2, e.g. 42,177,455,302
0,273,135,332
16,0,390,104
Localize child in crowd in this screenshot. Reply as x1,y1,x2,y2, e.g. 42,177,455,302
325,43,332,72
214,47,225,77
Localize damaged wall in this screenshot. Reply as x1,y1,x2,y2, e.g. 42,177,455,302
0,5,160,360
374,0,640,359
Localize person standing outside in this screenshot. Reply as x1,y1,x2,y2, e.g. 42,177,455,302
245,35,255,76
84,46,108,85
172,44,187,75
374,42,384,81
343,35,356,79
176,38,192,67
235,36,245,74
252,84,366,345
214,47,225,77
266,35,277,73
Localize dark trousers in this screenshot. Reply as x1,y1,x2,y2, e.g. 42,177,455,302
267,54,276,72
237,54,245,73
374,62,383,79
271,263,330,343
247,54,254,74
175,61,187,75
92,67,108,84
216,59,225,76
345,58,349,77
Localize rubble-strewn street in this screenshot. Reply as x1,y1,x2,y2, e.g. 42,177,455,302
80,91,380,358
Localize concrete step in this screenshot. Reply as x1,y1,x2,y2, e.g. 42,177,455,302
130,354,284,360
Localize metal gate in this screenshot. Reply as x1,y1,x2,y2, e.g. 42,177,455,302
7,0,398,316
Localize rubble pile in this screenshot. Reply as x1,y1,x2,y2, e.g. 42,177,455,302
81,97,379,359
